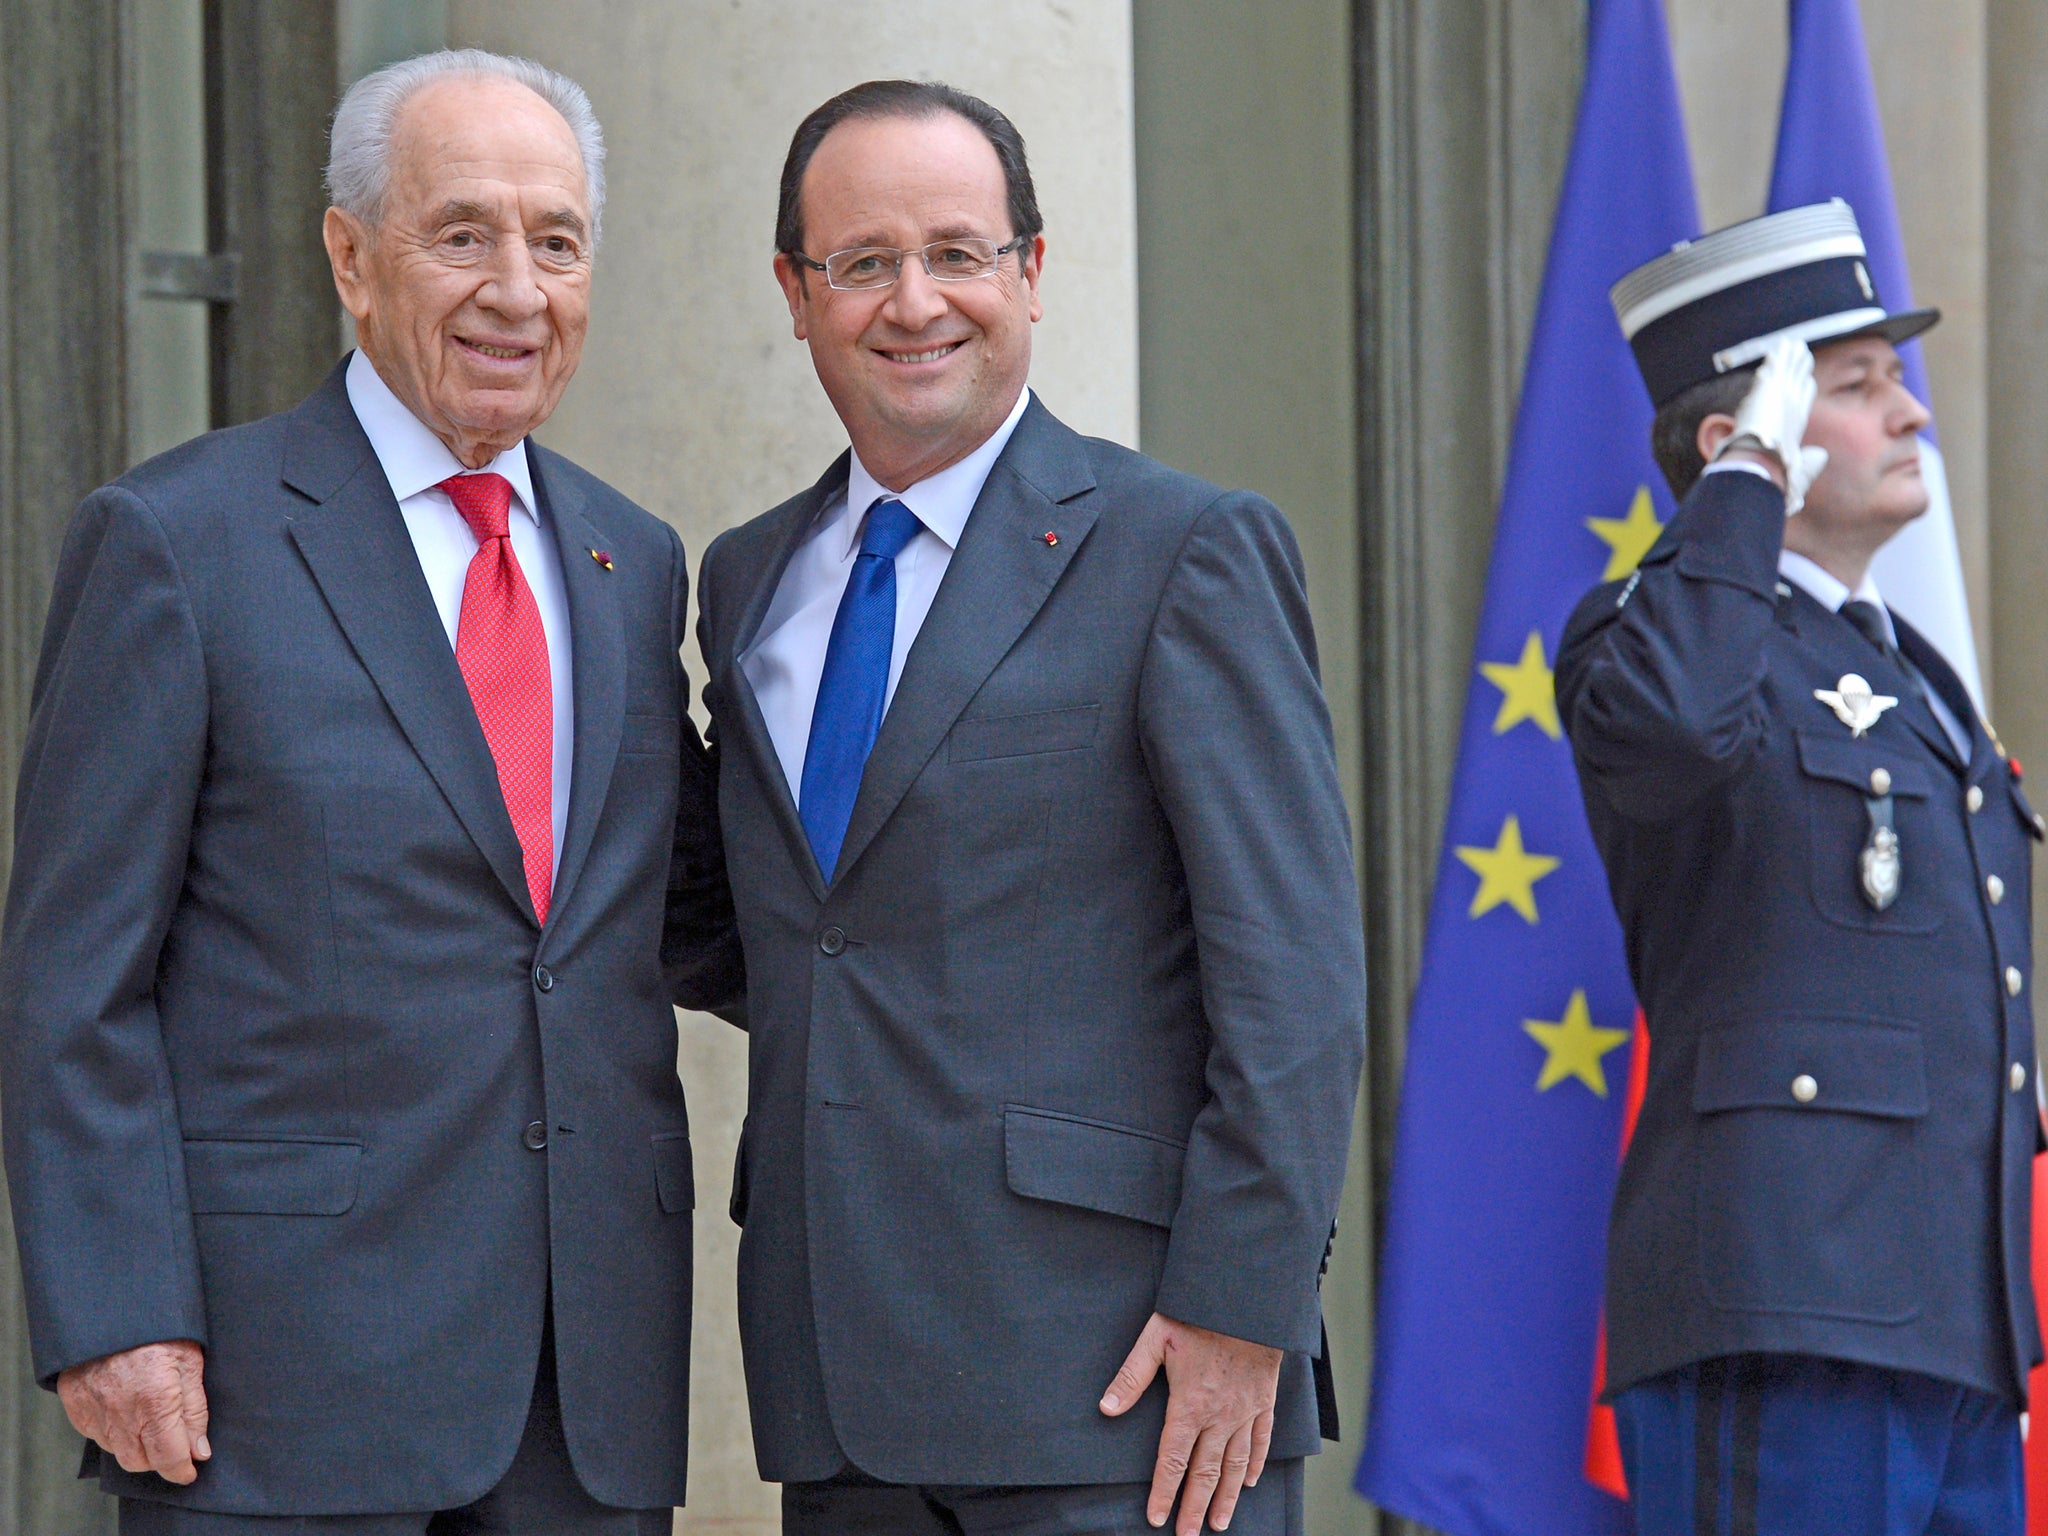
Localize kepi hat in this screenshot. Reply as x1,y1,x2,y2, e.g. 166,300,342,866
1610,199,1938,408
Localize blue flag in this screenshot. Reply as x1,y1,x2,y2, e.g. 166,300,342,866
1355,1,1697,1531
1767,0,1983,702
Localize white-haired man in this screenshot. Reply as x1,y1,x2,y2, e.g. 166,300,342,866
0,49,738,1534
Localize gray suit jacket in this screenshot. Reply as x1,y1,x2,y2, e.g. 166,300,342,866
697,397,1366,1486
0,362,741,1515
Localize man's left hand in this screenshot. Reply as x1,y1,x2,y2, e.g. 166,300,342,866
1100,1311,1282,1534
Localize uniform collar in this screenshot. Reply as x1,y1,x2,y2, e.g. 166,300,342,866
838,385,1032,556
344,349,539,526
1778,548,1894,647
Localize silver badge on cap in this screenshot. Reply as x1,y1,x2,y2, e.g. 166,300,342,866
1855,261,1875,300
1815,674,1898,737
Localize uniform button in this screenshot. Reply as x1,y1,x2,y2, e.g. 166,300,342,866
2007,966,2024,997
819,926,846,956
1968,785,1985,813
2012,1061,2029,1093
1869,767,1892,796
1989,875,2007,905
533,964,554,992
1791,1074,1818,1103
522,1121,548,1151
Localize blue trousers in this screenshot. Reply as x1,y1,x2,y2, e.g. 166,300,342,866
1613,1355,2022,1536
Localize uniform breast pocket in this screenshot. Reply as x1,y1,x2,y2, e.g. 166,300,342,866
1693,1017,1926,1323
1796,730,1942,934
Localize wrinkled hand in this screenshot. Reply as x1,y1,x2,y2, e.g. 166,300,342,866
1100,1312,1282,1534
58,1340,210,1485
1715,335,1829,514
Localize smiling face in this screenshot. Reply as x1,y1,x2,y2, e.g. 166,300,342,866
1792,334,1933,550
323,74,593,468
774,111,1043,490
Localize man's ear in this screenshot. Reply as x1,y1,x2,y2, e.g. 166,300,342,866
1695,411,1741,465
772,252,811,341
1020,234,1046,324
324,207,374,325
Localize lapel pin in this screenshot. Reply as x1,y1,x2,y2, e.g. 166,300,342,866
590,548,613,570
1041,531,1059,547
1814,673,1897,738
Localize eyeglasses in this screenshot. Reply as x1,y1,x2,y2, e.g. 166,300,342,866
789,235,1030,291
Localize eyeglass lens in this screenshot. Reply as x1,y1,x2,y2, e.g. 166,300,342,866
825,238,1005,290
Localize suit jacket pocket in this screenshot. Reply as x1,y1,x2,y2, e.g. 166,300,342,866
184,1137,361,1216
949,704,1101,763
1003,1105,1185,1228
652,1131,695,1214
620,711,682,757
1693,1017,1925,1323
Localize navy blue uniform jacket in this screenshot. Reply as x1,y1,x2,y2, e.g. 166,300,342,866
0,363,741,1515
1557,468,2042,1404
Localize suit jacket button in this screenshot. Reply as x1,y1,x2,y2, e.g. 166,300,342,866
533,964,555,993
2013,1062,2029,1093
2007,966,2025,997
1791,1074,1818,1103
522,1121,548,1151
1968,785,1985,813
1988,875,2006,905
1869,767,1892,796
819,927,846,956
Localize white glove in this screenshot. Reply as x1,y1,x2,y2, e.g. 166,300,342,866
1712,335,1830,514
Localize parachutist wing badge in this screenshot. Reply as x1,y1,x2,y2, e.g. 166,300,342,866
1814,673,1898,738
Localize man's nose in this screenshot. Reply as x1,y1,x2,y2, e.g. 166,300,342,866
881,255,949,331
1891,379,1932,436
478,239,547,321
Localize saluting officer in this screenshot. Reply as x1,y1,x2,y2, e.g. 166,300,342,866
1557,200,2042,1533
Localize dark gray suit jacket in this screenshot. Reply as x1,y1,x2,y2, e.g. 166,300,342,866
697,397,1366,1486
0,362,740,1515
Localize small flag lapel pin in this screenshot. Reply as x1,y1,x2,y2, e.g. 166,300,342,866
590,548,613,570
1041,531,1059,547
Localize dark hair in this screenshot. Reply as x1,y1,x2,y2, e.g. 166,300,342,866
1650,369,1757,498
775,79,1044,259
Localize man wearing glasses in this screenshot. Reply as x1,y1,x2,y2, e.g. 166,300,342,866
693,81,1366,1536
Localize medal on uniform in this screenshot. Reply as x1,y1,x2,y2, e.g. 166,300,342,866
1860,774,1901,912
1815,674,1898,738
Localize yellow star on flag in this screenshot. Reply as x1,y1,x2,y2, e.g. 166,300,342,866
1478,631,1561,739
1586,485,1664,580
1454,814,1561,923
1523,989,1630,1097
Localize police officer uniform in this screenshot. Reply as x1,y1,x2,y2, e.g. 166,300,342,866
1557,201,2043,1534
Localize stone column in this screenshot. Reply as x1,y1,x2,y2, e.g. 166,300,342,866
442,8,1138,1530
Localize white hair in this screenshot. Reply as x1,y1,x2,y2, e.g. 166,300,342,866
326,49,607,246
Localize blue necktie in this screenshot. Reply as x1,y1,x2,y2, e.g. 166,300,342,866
799,498,923,880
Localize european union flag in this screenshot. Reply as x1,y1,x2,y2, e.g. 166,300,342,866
1355,1,1697,1531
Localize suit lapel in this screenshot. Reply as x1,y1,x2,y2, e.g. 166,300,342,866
721,459,850,901
534,450,622,931
830,401,1100,885
281,367,536,921
1896,615,1990,776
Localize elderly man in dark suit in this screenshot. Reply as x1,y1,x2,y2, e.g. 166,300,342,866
1559,202,2040,1534
0,49,737,1535
696,80,1365,1536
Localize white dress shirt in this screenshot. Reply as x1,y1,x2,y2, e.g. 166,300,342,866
345,350,575,874
741,386,1032,801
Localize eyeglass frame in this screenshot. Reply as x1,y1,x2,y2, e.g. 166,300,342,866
786,234,1033,292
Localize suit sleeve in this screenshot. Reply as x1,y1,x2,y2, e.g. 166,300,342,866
659,523,746,1021
1136,491,1366,1356
1556,469,1788,823
0,486,210,1385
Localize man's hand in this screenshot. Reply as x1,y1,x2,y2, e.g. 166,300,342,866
1714,334,1829,513
58,1340,210,1485
1100,1312,1282,1534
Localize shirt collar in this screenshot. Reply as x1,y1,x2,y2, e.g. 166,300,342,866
344,350,540,526
838,385,1033,558
1778,548,1894,643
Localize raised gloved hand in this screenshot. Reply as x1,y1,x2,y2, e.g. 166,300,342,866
1713,334,1830,514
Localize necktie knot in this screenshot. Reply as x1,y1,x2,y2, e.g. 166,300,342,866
859,498,923,562
1841,598,1894,657
442,472,516,544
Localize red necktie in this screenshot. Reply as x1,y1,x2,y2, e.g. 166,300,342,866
441,472,554,924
